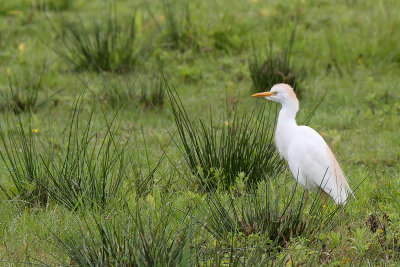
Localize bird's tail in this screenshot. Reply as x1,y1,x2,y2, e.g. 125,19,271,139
326,147,354,205
333,162,354,205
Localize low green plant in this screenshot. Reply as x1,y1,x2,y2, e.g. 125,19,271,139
101,74,165,109
0,63,52,114
211,15,248,54
161,0,200,50
53,7,139,73
0,93,160,210
195,245,276,267
249,28,301,96
166,82,284,190
56,202,193,265
203,180,341,251
212,29,243,54
40,94,161,211
0,0,74,14
41,102,130,211
139,74,166,109
101,77,136,109
0,117,49,206
38,0,75,11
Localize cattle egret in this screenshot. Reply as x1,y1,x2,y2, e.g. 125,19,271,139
252,84,353,205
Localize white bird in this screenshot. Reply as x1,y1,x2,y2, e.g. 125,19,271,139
252,83,353,205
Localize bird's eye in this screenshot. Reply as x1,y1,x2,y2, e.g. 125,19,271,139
272,91,278,95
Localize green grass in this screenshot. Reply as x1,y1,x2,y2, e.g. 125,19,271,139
202,180,341,247
101,73,165,109
0,62,56,113
167,82,283,190
55,202,193,265
0,116,49,206
39,98,131,211
0,0,75,15
0,0,400,265
161,0,200,51
52,6,139,73
101,75,136,109
249,27,302,96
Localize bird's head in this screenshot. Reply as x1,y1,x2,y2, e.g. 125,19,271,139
252,83,299,109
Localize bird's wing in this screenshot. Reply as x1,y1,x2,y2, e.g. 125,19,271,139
287,126,352,204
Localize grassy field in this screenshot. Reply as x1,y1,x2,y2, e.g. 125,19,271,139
0,0,399,265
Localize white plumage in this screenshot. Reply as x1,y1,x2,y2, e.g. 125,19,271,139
252,83,353,205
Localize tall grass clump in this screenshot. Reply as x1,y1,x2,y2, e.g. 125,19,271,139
53,7,139,73
202,180,341,253
102,73,166,110
249,28,301,96
0,63,54,114
41,103,130,211
41,95,160,211
166,83,284,191
212,28,244,54
42,95,163,210
0,92,159,210
0,117,49,206
0,0,74,14
38,0,75,11
139,73,166,109
102,77,136,109
56,203,193,265
211,15,249,54
161,0,200,50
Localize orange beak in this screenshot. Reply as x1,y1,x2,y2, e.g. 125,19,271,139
251,91,277,98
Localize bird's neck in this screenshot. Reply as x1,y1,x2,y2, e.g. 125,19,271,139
275,104,299,161
277,104,299,128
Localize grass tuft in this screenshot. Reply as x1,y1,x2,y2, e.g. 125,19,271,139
101,73,166,110
56,203,193,265
161,0,200,51
38,0,75,11
0,63,55,114
166,81,284,191
203,180,341,250
53,7,139,73
40,99,130,211
101,77,136,109
139,73,166,110
0,92,160,211
211,15,248,54
249,28,301,96
0,117,49,206
0,0,74,15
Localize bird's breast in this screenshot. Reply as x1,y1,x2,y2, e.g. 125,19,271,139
275,112,298,162
275,128,290,161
